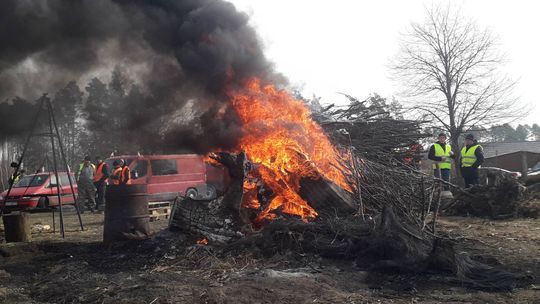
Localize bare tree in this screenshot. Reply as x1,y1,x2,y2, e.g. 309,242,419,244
391,6,525,151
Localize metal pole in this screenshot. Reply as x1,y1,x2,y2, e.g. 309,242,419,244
46,97,65,238
47,99,84,231
45,155,56,233
1,96,45,216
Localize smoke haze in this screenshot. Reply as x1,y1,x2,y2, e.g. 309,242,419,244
0,0,284,152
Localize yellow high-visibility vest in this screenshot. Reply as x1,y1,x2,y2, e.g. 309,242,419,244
432,143,452,169
10,174,20,184
77,163,96,180
461,145,481,167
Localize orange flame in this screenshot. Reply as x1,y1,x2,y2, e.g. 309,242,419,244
203,153,222,167
196,238,209,245
228,78,351,223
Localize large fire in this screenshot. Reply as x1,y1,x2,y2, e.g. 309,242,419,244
227,78,351,223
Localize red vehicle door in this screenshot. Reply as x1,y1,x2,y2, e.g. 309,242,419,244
46,173,77,206
146,156,206,201
129,159,150,185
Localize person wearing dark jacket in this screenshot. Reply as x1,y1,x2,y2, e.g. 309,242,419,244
460,134,484,188
93,156,109,211
428,133,455,188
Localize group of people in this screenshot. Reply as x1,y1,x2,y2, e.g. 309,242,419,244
76,156,131,212
427,133,485,188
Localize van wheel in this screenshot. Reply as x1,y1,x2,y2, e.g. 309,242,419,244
186,188,198,199
37,197,49,209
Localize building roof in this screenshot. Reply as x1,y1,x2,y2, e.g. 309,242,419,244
482,141,540,158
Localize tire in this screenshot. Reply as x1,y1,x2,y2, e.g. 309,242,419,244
37,197,49,209
186,188,198,199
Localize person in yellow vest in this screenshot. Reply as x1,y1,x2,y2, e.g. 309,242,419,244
460,134,485,188
427,133,455,187
76,155,97,212
8,169,25,186
93,156,109,211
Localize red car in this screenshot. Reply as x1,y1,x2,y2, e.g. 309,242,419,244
0,172,77,212
106,154,229,202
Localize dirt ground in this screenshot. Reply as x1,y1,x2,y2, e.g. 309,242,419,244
1,207,539,304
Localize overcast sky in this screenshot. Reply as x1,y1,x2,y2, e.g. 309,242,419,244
229,0,539,126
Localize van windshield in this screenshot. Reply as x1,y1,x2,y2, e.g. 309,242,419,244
13,174,49,188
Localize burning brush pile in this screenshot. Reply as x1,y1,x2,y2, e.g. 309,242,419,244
170,79,526,291
0,0,529,292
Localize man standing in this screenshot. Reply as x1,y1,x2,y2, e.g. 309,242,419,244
120,159,131,185
460,134,485,188
428,133,454,185
77,156,97,212
8,169,25,186
93,156,109,211
110,160,122,185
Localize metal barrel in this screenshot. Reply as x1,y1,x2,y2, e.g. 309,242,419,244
103,184,150,243
2,212,31,243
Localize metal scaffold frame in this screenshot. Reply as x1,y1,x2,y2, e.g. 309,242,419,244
1,94,84,238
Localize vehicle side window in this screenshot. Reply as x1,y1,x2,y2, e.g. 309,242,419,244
150,159,178,176
132,160,148,179
60,174,70,186
49,175,57,187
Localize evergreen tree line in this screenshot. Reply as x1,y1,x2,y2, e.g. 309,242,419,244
0,67,196,189
474,123,540,143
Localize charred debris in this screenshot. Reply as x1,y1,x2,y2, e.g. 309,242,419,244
168,98,530,292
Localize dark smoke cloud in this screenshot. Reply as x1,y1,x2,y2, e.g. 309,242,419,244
0,0,284,151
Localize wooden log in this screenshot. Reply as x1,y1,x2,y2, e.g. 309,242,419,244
299,177,357,217
2,212,32,243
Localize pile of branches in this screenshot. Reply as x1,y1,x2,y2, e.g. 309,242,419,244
223,205,524,291
448,176,540,219
353,158,437,227
170,151,527,291
313,94,429,161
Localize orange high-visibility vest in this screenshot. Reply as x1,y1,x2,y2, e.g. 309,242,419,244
120,166,131,185
112,167,122,185
94,163,106,182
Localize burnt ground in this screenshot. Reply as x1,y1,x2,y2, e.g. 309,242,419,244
0,206,539,304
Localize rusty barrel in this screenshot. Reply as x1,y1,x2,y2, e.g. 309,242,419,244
104,184,150,243
2,212,31,243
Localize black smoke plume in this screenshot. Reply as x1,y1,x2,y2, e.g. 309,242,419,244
0,0,284,152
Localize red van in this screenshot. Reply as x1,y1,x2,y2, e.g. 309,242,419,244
0,154,228,212
0,172,77,211
106,154,229,202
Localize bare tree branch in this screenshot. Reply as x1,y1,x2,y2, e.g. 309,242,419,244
390,5,527,150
